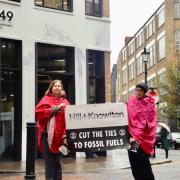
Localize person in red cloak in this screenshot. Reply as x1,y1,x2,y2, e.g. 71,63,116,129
35,80,70,180
126,82,157,180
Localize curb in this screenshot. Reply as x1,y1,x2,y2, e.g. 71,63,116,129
0,159,172,174
151,159,172,165
120,159,172,169
0,170,25,174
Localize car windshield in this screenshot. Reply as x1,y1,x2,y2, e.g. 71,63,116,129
172,133,180,139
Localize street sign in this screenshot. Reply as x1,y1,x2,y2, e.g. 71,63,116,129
65,103,128,152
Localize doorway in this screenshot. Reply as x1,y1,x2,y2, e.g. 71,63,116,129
35,43,75,104
0,38,22,161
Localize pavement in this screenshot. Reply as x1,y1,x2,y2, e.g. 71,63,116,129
0,149,172,180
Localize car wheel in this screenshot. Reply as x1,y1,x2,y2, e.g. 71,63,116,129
173,142,177,149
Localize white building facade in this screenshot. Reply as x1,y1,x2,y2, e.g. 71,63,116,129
0,0,111,161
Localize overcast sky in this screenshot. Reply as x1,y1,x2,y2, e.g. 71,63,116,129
110,0,164,70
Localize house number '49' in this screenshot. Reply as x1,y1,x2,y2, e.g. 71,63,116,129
0,10,13,21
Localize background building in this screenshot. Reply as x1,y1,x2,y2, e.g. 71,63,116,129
110,64,117,102
0,0,110,161
117,0,180,131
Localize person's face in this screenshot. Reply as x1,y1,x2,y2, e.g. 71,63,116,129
52,81,62,97
135,87,145,99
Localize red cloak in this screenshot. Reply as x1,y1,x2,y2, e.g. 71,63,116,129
35,94,70,153
126,95,157,155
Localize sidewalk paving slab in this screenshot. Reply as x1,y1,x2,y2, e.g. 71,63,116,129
0,149,173,180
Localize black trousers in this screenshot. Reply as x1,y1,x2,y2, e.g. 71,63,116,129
128,148,155,180
41,132,62,180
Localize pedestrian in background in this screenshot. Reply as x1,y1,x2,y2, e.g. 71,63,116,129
160,127,170,159
35,80,70,180
126,82,157,180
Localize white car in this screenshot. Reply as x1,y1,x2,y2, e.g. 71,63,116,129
155,126,161,148
171,132,180,149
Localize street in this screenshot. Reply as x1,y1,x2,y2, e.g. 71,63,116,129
82,148,180,180
0,148,180,180
152,148,180,180
116,157,180,180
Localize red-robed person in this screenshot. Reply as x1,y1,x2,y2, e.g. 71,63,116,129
35,80,70,180
126,82,157,180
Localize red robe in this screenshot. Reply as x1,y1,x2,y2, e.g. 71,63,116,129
126,95,157,155
35,94,70,153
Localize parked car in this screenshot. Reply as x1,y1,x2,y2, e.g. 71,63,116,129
171,132,180,149
155,126,161,148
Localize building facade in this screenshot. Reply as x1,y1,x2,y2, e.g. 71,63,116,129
117,0,180,131
0,0,111,161
110,64,117,102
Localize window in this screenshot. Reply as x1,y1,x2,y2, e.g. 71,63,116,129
35,0,73,12
11,0,20,1
136,56,144,75
147,44,156,68
128,41,135,56
159,72,167,95
174,0,180,19
121,49,127,62
146,20,154,39
158,35,166,60
129,88,135,96
128,61,135,81
147,77,156,88
122,68,127,85
86,0,102,17
159,102,168,120
175,31,180,50
136,31,144,48
122,94,127,103
159,72,165,82
157,8,165,28
87,50,105,104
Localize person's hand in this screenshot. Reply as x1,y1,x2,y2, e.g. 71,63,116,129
129,137,136,144
63,138,67,145
62,135,67,145
58,103,66,109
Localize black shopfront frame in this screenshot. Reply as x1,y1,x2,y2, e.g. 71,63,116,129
0,38,22,161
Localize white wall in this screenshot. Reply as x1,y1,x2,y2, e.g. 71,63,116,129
0,0,110,160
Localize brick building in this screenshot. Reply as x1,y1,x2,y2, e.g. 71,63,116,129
117,0,180,131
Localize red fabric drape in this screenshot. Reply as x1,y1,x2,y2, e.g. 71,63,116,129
35,95,70,153
126,95,157,155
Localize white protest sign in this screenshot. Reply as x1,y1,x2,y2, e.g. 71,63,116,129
65,103,129,152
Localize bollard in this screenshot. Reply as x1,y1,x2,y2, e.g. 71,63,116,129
24,122,37,180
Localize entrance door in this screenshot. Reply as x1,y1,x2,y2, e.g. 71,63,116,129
87,49,105,104
35,43,75,104
0,38,22,161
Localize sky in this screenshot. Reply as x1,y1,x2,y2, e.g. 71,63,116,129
110,0,164,70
